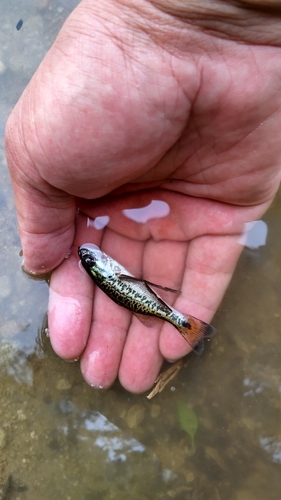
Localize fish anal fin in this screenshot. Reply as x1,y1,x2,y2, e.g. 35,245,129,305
178,316,216,356
133,313,160,328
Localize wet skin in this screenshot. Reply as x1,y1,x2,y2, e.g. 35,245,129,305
5,0,281,392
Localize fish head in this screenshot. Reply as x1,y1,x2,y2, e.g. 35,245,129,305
78,243,102,272
78,243,116,279
78,243,127,280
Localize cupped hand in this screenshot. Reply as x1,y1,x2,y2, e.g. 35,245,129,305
49,190,268,393
5,0,281,392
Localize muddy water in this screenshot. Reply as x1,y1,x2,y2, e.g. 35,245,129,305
0,1,281,499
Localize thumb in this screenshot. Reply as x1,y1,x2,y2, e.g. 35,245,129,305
5,123,76,274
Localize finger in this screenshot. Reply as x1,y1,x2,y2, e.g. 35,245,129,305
80,290,132,389
159,234,243,359
48,250,93,359
20,192,76,274
119,240,188,393
6,109,77,274
79,232,144,389
118,317,164,393
48,213,105,360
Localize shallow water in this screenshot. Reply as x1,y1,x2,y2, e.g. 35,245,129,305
1,1,281,499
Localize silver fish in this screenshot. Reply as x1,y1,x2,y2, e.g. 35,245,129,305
78,244,216,355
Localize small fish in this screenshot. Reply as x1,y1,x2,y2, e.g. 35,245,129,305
78,244,216,354
16,19,23,30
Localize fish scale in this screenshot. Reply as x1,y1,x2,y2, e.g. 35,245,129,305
91,268,173,318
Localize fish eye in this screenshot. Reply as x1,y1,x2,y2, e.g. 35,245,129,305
85,256,96,266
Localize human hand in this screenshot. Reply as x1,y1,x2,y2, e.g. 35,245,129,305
5,0,281,392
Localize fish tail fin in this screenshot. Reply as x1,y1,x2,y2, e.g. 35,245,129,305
178,315,216,356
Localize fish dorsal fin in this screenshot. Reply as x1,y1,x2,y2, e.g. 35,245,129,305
117,274,175,313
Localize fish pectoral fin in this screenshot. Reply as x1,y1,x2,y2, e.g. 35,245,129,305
116,273,174,314
117,274,181,294
133,313,161,328
142,283,174,313
117,274,175,314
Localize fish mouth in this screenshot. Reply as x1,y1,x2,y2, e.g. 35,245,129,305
78,243,100,260
78,246,89,260
78,246,97,270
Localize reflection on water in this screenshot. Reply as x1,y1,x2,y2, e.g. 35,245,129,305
260,437,281,465
0,343,33,386
0,1,281,499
